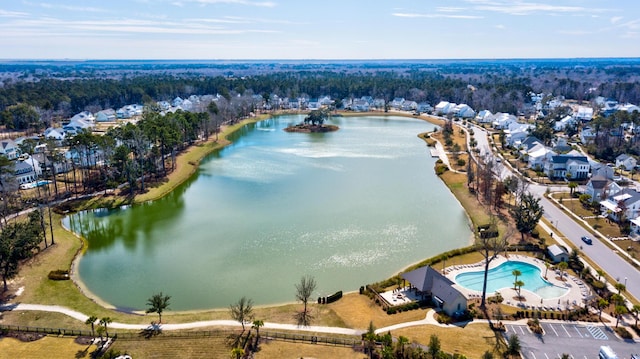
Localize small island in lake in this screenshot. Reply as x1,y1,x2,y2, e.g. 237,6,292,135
284,109,339,133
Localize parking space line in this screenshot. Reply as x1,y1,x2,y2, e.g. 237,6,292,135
573,326,583,338
529,352,537,359
549,324,559,336
519,326,526,335
544,353,550,359
561,324,571,337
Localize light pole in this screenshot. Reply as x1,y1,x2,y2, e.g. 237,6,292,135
625,277,627,287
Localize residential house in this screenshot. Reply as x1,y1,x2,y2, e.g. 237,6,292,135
401,266,467,316
373,98,386,109
63,118,94,136
351,99,370,112
580,127,596,144
70,111,95,124
96,109,116,122
435,101,454,115
453,104,475,118
600,188,640,222
591,161,615,180
14,156,42,185
492,113,517,129
401,101,418,112
307,99,320,111
172,97,184,107
417,102,433,114
505,122,534,147
0,139,19,160
545,153,590,179
44,127,66,143
157,101,171,111
547,244,569,263
618,103,640,114
475,110,493,123
554,115,576,131
391,97,405,109
181,99,194,111
615,154,637,170
575,106,594,122
527,144,555,170
585,175,622,202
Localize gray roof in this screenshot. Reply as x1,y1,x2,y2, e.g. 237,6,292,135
401,266,465,305
588,175,611,190
547,244,567,257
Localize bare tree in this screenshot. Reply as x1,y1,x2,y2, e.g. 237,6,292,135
294,275,317,326
229,296,254,331
478,222,515,309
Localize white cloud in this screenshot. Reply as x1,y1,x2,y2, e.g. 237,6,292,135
179,0,277,7
392,12,482,19
464,0,612,16
0,9,29,17
611,16,623,24
436,7,465,13
494,24,505,30
34,2,109,13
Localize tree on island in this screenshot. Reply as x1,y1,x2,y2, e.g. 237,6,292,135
304,109,329,126
146,292,171,323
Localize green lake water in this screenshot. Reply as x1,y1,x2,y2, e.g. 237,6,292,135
64,115,473,311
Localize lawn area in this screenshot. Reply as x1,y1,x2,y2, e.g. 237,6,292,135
0,336,98,359
109,336,233,358
255,340,366,359
392,323,502,358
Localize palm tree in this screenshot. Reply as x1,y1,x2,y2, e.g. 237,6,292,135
397,335,409,357
596,269,605,282
512,269,522,289
230,347,244,359
514,280,525,299
568,182,578,196
229,296,254,331
597,299,608,320
85,315,98,339
614,282,626,295
615,305,628,327
146,292,171,323
631,304,640,327
557,261,568,281
251,319,264,340
99,317,112,339
544,261,551,279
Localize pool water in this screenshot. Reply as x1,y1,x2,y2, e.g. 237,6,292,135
454,261,567,299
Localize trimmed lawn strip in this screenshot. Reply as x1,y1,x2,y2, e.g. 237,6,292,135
392,323,501,358
0,336,98,359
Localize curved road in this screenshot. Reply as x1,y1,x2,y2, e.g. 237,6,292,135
471,125,640,302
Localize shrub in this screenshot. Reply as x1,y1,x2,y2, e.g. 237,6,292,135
615,327,632,339
48,270,70,281
457,159,466,166
325,290,342,304
435,164,449,175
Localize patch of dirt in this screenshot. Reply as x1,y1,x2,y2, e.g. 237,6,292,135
1,330,46,342
74,336,94,345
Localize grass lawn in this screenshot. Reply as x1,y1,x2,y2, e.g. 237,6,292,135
0,336,98,359
392,323,502,358
255,340,366,359
109,336,233,358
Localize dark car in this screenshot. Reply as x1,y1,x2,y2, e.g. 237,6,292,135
581,236,593,245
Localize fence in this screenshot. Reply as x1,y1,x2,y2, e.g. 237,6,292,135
0,324,361,348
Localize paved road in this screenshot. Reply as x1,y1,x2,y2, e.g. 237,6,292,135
470,125,640,302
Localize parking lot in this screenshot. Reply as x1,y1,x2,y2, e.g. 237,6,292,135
504,323,638,359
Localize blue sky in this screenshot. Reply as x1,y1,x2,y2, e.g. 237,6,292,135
1,0,639,59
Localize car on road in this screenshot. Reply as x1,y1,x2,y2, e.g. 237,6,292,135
581,236,593,245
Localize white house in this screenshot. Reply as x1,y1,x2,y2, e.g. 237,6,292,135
401,101,418,112
63,118,94,135
435,101,454,115
547,244,569,263
70,111,95,124
492,113,517,129
600,189,640,222
575,106,594,122
172,97,184,107
505,122,534,147
616,154,637,170
545,154,590,179
580,127,596,144
96,109,116,122
453,104,475,118
44,127,66,142
554,115,576,131
351,99,370,112
14,156,42,185
475,110,493,123
391,97,405,109
0,139,19,160
527,144,555,170
585,175,622,202
618,103,640,114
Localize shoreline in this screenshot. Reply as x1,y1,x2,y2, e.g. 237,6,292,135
59,110,472,315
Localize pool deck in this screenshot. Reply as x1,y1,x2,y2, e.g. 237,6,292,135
443,254,591,311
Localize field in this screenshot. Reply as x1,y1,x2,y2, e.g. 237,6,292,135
0,336,98,359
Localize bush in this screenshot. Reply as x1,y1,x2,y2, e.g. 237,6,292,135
615,327,633,339
435,164,449,175
457,159,466,166
48,270,70,281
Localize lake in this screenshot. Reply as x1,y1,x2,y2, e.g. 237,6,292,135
64,115,473,311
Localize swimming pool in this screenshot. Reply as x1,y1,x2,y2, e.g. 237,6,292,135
454,261,567,299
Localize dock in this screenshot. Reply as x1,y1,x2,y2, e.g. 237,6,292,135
430,148,440,158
